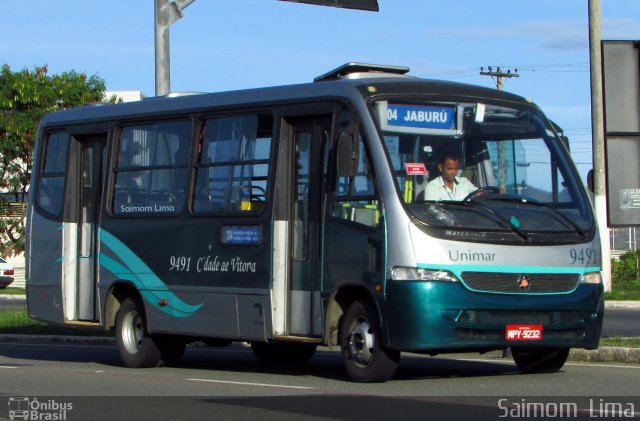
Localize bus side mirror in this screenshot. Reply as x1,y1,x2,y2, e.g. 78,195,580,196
337,133,359,177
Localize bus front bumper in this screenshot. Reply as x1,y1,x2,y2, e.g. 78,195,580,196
385,280,604,352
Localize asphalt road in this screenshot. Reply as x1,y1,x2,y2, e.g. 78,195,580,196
602,308,640,337
0,342,638,420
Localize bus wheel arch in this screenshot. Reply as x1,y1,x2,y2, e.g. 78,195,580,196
325,285,376,348
109,283,186,368
339,298,400,382
104,282,140,331
115,295,163,368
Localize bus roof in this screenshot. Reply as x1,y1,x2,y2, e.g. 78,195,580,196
39,65,533,129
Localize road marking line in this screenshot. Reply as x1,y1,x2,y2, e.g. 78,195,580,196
0,365,19,369
186,378,314,390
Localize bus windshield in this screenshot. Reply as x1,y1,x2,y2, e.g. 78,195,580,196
374,99,593,241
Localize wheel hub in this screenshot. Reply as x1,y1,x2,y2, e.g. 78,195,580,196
348,317,375,367
122,311,143,355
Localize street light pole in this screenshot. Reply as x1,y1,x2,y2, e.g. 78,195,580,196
154,0,375,97
155,0,170,96
155,0,196,96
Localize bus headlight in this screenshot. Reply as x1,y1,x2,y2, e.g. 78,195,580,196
579,271,602,284
391,267,458,282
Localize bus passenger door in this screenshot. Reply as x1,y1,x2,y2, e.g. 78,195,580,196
287,116,331,336
62,135,105,322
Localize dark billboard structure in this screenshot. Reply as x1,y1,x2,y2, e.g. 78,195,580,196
278,0,379,11
602,40,640,226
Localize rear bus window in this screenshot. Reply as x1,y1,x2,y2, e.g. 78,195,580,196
36,132,70,216
113,120,191,216
193,113,273,214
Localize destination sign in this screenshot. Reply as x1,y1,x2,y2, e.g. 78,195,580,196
386,104,456,130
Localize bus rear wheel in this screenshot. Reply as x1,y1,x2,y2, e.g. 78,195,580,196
511,347,570,373
203,338,234,347
116,297,163,368
251,342,317,364
340,300,400,383
154,335,186,367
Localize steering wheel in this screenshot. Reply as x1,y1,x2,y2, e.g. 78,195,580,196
250,185,266,202
462,186,501,202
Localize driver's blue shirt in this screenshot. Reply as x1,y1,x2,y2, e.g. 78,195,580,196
424,176,477,201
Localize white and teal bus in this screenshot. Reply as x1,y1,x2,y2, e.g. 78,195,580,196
26,63,603,382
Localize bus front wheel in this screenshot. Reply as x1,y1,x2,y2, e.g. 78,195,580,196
340,300,400,383
116,297,163,368
511,347,570,373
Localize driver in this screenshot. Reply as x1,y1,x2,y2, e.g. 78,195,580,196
424,152,477,201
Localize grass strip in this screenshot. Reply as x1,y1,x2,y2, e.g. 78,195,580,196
0,309,111,336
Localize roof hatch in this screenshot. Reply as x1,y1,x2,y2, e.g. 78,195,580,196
314,62,410,82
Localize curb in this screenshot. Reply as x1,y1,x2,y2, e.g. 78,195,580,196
0,295,27,302
0,334,115,345
569,347,640,364
605,301,640,309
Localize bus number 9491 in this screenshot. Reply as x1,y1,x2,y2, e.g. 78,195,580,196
569,248,596,265
169,256,191,272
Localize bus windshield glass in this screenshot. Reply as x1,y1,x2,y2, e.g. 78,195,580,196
374,100,593,240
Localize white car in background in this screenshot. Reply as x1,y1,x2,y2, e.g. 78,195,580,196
0,257,14,288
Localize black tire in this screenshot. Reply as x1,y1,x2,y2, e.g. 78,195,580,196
115,297,163,368
511,347,570,373
340,300,400,383
251,342,317,364
155,335,186,367
203,338,234,348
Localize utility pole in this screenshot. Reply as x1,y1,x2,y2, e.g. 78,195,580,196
588,0,611,292
480,66,519,191
480,66,519,91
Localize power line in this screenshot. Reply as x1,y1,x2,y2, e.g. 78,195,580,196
505,63,589,73
419,63,589,80
417,67,481,78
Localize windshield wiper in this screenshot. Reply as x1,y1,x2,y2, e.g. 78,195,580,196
458,200,531,241
484,196,587,237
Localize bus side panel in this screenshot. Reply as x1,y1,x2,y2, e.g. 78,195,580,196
122,290,271,341
97,218,273,340
26,212,65,324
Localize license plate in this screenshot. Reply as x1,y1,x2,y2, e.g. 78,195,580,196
505,324,543,341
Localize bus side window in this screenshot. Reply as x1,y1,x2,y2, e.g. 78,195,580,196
193,113,272,214
36,132,70,217
112,120,191,216
329,130,380,228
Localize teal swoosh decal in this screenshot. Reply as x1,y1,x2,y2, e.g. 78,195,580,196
99,229,203,318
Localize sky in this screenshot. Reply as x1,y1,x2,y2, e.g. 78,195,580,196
3,0,640,182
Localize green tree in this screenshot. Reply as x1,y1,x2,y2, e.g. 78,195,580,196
0,64,108,257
